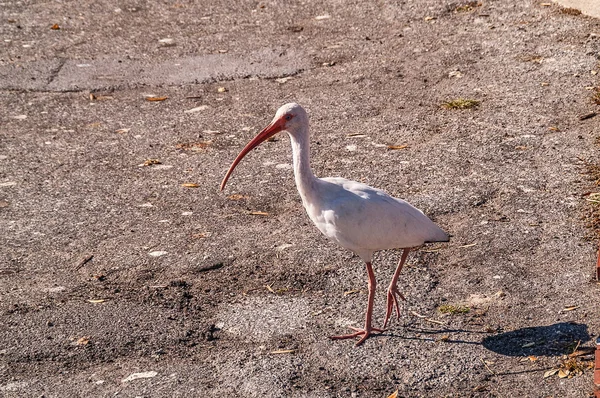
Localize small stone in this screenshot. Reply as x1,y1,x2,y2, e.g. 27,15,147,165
148,251,168,257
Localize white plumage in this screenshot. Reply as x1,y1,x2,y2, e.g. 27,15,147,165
221,103,448,345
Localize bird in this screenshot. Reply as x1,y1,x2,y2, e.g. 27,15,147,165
220,103,449,345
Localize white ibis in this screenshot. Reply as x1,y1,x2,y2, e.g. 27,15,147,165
220,103,449,345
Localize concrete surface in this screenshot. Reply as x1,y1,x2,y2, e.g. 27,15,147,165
554,0,600,19
1,0,600,397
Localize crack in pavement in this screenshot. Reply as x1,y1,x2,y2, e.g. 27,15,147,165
0,48,309,93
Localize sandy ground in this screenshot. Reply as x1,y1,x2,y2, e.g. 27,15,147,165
1,0,600,397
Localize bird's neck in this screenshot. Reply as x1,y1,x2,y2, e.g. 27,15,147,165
288,127,317,203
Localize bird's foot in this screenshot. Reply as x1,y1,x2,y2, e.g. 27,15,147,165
383,285,406,328
330,326,385,346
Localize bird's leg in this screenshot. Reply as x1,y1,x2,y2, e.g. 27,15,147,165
383,248,410,328
331,261,384,346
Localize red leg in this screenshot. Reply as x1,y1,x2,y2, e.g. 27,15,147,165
331,261,384,346
384,248,410,328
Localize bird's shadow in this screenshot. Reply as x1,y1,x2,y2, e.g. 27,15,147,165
384,322,591,357
481,322,591,357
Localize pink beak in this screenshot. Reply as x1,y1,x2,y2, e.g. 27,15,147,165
220,117,285,191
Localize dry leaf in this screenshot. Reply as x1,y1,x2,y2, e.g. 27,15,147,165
146,96,168,102
424,16,436,21
217,87,227,93
548,126,559,131
558,369,569,378
265,285,275,294
438,335,450,342
271,349,295,354
410,311,427,318
249,211,269,216
182,183,199,188
528,355,538,362
227,194,249,200
50,23,60,30
563,305,579,311
544,368,559,378
387,390,398,398
88,299,105,303
387,144,409,150
75,336,90,345
346,133,367,137
344,289,361,296
568,348,595,358
115,128,130,134
143,159,162,166
515,146,528,150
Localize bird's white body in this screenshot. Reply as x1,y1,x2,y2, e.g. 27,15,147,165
220,103,448,345
300,177,448,262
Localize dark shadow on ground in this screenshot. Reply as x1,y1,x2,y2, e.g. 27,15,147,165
482,322,591,357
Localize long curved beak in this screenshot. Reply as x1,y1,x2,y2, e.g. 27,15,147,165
220,117,285,191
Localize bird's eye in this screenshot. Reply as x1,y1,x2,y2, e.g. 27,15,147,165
285,114,292,121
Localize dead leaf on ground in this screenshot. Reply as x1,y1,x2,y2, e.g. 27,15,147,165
86,122,102,128
387,390,398,398
227,194,249,200
115,128,130,134
558,369,569,378
75,336,90,345
143,159,162,166
544,368,559,378
50,23,60,30
387,144,409,150
217,87,227,93
515,146,528,150
562,305,579,312
182,183,199,188
249,211,269,216
344,289,361,296
146,96,168,102
271,349,295,354
568,347,595,358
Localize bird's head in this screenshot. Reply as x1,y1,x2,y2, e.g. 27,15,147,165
220,103,308,191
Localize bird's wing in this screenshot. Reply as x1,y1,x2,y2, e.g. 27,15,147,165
316,177,448,251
